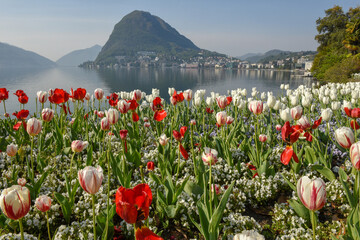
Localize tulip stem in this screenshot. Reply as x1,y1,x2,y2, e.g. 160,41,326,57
92,194,97,240
3,100,6,116
69,152,76,177
176,142,181,182
209,163,213,217
190,125,198,177
46,211,51,240
30,136,34,181
19,218,24,240
310,210,316,240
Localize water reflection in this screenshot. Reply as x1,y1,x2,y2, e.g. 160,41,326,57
0,67,313,114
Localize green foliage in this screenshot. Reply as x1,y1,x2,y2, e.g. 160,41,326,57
312,5,360,81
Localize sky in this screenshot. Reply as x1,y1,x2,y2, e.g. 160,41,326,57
0,0,359,61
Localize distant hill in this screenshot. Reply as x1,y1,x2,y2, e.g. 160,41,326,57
238,52,262,60
0,42,55,68
96,10,203,65
57,45,102,66
241,49,317,63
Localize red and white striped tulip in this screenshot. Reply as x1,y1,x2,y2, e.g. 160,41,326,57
6,143,17,157
84,93,90,101
78,166,103,194
42,108,55,122
97,111,105,118
37,91,48,103
216,96,228,109
17,178,26,187
202,147,218,165
259,134,267,143
297,116,311,130
226,116,234,125
105,108,119,125
144,122,150,128
117,100,130,114
248,100,263,115
291,105,303,120
94,88,104,100
71,140,89,153
35,195,51,212
0,185,31,220
297,176,326,211
216,111,227,126
101,117,110,131
275,124,282,131
190,119,196,125
335,127,354,149
350,142,360,170
26,118,42,136
183,89,193,101
133,89,142,101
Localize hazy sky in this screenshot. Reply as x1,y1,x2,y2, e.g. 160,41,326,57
1,0,359,61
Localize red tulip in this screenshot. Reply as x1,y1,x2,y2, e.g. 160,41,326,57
115,183,153,224
180,126,188,137
119,129,128,140
173,130,182,141
281,121,301,144
107,93,119,107
132,111,140,122
49,88,69,104
280,145,298,165
179,143,189,160
0,88,9,100
14,90,24,97
206,108,214,114
13,110,29,120
127,99,139,111
18,93,28,104
154,109,167,121
344,107,360,119
135,223,163,240
226,96,232,105
351,120,360,130
70,88,87,101
147,161,155,171
259,134,267,143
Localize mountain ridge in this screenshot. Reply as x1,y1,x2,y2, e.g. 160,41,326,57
57,45,102,66
0,42,55,68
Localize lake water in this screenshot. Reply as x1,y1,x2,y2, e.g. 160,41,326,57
0,66,313,114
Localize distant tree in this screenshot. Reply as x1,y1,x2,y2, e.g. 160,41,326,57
312,5,360,81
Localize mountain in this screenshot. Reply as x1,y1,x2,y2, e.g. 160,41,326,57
57,45,102,66
95,10,201,65
238,52,262,60
243,49,290,63
0,42,55,68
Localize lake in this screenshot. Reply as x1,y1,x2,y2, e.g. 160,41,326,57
0,67,313,114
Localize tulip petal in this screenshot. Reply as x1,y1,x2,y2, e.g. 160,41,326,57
154,110,167,121
280,146,293,165
179,143,189,160
135,223,163,240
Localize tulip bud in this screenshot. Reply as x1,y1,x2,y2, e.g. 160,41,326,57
280,108,292,122
94,88,104,100
133,89,142,101
105,108,119,125
17,178,26,187
216,111,227,126
202,147,218,165
226,116,234,125
0,185,31,220
84,93,90,101
335,127,354,149
248,100,263,115
26,118,42,136
168,87,175,96
331,101,341,111
144,122,150,128
37,91,48,103
119,129,128,140
78,166,103,194
321,108,333,122
147,161,155,171
35,195,51,212
101,117,110,131
71,140,89,153
183,89,193,101
42,108,55,122
267,95,276,109
143,117,149,122
275,124,282,131
159,134,169,146
297,176,326,211
173,130,182,141
97,111,105,118
259,134,267,143
289,95,299,106
190,119,196,125
290,105,303,120
211,184,220,195
350,142,360,170
6,143,17,157
206,97,214,106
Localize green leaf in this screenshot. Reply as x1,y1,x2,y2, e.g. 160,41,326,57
339,168,356,208
288,199,310,225
209,181,235,233
184,180,203,196
311,165,336,181
197,201,210,239
87,145,93,165
281,173,296,192
54,193,71,224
